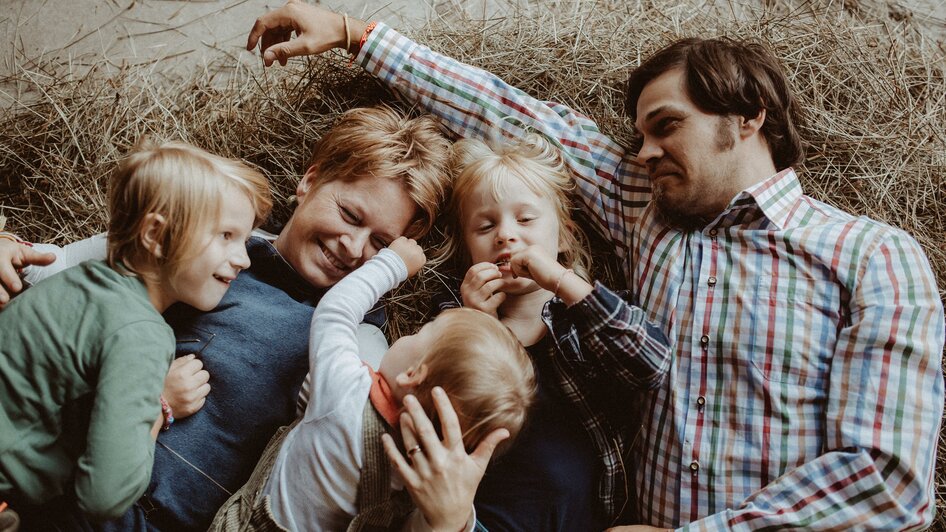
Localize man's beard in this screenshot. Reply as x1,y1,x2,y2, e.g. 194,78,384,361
652,184,711,231
649,118,735,232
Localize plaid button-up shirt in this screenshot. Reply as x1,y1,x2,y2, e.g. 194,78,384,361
438,281,673,523
359,24,945,530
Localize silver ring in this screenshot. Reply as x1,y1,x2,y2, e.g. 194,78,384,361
407,445,422,457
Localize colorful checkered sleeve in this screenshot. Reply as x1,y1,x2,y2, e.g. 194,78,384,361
356,23,651,281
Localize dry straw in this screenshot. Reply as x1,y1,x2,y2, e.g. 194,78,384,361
1,0,944,526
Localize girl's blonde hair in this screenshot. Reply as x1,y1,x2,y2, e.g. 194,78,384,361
107,138,272,279
305,106,451,239
411,308,536,457
439,133,591,280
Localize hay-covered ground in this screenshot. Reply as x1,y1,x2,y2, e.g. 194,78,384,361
2,0,944,528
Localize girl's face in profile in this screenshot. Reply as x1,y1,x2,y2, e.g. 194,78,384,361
460,175,560,295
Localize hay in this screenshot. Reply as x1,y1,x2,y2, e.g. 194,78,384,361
1,0,944,527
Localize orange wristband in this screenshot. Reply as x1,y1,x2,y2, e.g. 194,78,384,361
349,21,377,66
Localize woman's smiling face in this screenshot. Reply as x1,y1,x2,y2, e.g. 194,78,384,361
275,171,416,288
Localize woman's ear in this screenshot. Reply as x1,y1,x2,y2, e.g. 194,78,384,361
297,165,319,199
139,213,167,259
395,363,430,390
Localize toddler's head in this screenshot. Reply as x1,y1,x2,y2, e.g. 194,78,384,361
381,308,535,456
439,133,590,282
107,139,272,310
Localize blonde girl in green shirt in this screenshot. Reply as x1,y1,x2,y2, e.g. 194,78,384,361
0,140,271,525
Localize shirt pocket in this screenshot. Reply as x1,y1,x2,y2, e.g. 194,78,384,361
746,272,842,390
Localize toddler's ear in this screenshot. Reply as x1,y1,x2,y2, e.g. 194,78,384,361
395,363,430,390
140,213,167,259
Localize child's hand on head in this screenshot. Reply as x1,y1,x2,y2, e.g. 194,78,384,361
460,262,507,317
508,245,564,289
388,237,426,278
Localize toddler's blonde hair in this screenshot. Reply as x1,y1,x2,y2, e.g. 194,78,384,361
107,138,272,279
411,308,536,457
305,106,451,239
439,133,591,280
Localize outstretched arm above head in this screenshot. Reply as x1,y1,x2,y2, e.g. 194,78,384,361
244,3,646,270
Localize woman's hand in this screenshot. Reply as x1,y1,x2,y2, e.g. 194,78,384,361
245,0,368,66
459,262,506,317
382,387,509,532
388,237,427,278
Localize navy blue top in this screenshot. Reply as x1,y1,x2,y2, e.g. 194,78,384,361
474,335,605,532
145,237,384,531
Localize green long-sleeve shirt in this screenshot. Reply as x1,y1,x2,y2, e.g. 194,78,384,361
0,260,174,519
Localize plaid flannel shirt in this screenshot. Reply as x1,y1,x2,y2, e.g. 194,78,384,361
437,281,672,523
358,24,945,530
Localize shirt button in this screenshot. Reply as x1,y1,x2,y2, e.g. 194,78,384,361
707,276,717,287
700,335,709,347
696,396,706,407
708,229,718,237
689,461,700,473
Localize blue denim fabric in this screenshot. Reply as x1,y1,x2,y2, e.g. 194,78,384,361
84,236,384,531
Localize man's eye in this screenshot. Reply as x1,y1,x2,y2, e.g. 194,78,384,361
372,237,389,249
656,118,679,135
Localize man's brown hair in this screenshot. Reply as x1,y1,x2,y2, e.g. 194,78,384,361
625,37,805,170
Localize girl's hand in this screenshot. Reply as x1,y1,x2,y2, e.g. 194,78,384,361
388,237,426,278
382,388,508,532
460,262,507,317
0,239,56,309
509,245,594,306
508,245,564,289
162,354,211,418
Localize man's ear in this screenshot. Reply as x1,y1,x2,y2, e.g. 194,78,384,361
739,108,766,140
140,213,167,259
395,363,430,390
297,165,320,199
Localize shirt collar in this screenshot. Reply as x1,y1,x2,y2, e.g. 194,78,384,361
712,168,802,231
364,363,400,427
246,236,327,302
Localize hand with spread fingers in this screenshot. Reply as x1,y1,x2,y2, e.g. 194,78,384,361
381,387,509,532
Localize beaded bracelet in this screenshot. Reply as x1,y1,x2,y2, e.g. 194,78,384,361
159,396,175,431
349,20,377,66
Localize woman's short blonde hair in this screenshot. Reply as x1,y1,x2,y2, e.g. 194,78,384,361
305,106,451,239
107,138,272,278
412,308,536,457
438,133,591,280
